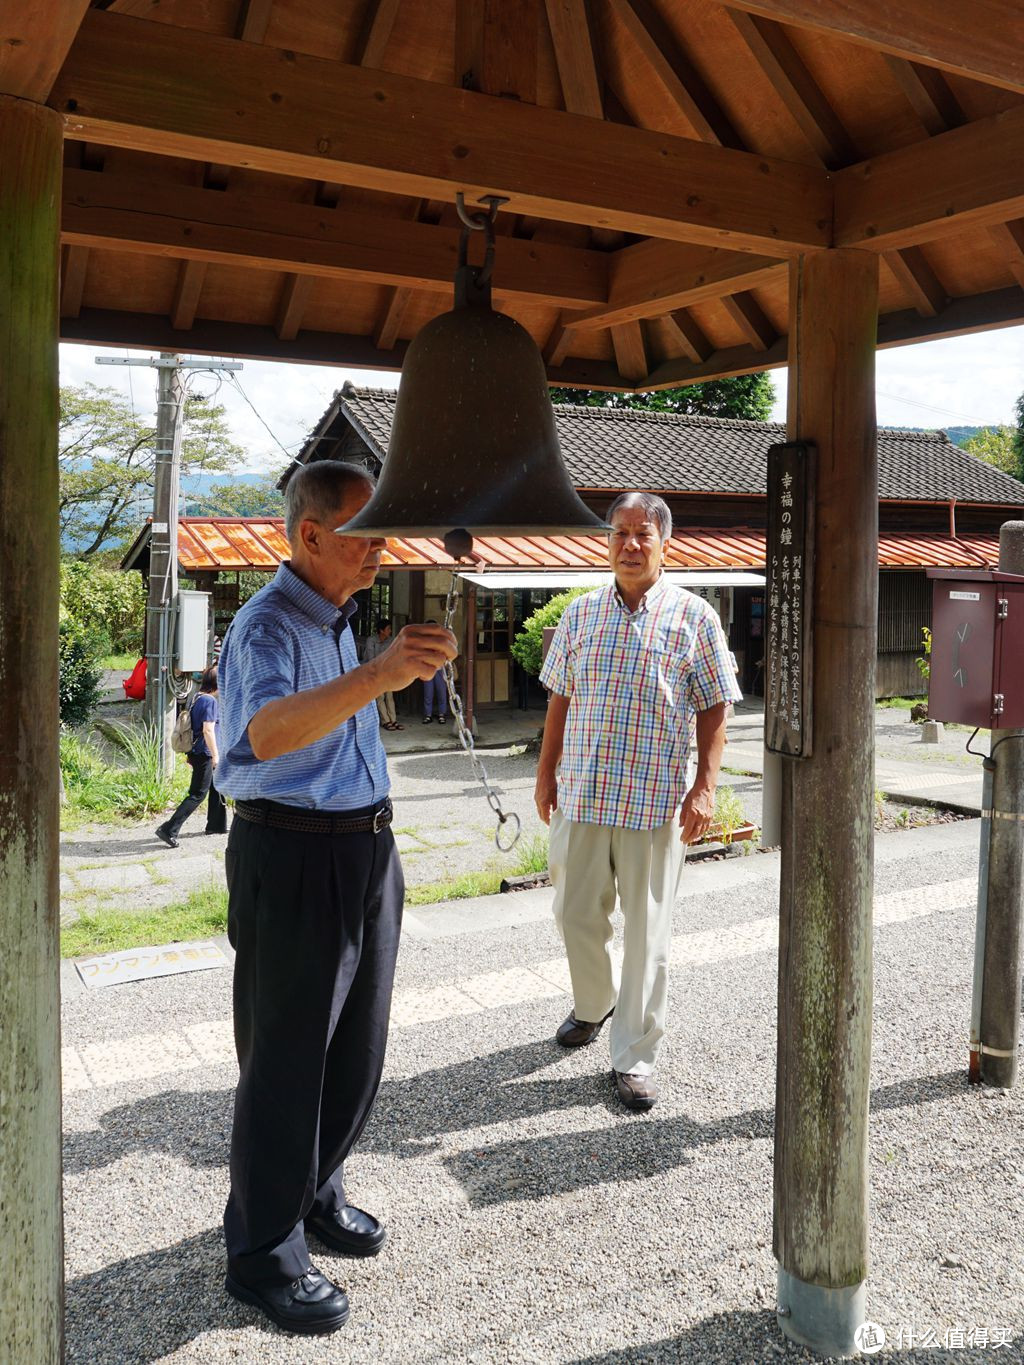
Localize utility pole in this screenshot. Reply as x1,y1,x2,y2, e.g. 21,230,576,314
974,520,1024,1088
96,354,242,776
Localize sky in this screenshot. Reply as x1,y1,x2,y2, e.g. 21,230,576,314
58,323,1024,476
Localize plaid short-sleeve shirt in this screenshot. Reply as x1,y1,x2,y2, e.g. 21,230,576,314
539,576,742,830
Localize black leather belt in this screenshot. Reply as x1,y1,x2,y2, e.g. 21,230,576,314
235,798,393,835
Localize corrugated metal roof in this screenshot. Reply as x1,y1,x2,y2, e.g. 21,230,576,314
169,517,1001,573
332,386,1024,508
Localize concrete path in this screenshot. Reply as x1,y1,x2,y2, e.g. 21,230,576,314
60,819,1024,1362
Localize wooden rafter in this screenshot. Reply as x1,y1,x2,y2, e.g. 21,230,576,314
374,288,412,350
989,220,1024,291
52,10,831,255
882,246,945,317
727,10,857,166
713,0,1024,94
611,320,648,382
0,0,90,102
59,244,89,319
543,318,574,367
719,291,777,350
235,0,274,44
663,310,713,364
275,273,314,340
456,0,539,102
882,56,965,136
356,0,402,68
542,0,603,117
835,103,1024,249
567,240,785,330
169,259,207,330
60,170,609,309
606,0,744,148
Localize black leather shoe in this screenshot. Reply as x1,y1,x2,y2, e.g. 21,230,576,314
306,1204,387,1257
555,1008,614,1048
613,1069,659,1112
225,1266,349,1335
155,824,179,849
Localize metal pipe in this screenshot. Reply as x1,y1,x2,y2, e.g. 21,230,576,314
969,759,994,1082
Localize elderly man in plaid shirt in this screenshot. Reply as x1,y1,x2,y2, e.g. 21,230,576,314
535,491,742,1111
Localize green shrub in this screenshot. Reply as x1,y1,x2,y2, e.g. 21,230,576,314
61,722,190,823
58,620,103,727
60,560,146,656
914,626,932,682
510,588,592,677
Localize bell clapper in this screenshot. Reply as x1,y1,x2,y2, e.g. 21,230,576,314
441,561,522,852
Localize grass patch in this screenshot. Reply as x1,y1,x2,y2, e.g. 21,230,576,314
62,881,228,958
61,722,190,827
877,696,921,710
99,653,138,672
406,830,551,905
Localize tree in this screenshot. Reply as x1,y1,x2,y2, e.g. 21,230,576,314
60,560,147,656
59,383,246,557
185,474,285,519
962,425,1019,477
1014,391,1024,482
549,372,776,421
510,588,591,676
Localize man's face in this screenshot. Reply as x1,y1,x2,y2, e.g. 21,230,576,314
305,480,385,605
608,504,665,592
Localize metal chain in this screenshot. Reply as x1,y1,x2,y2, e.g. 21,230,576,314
442,570,522,851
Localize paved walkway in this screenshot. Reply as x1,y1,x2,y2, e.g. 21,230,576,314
60,819,1024,1362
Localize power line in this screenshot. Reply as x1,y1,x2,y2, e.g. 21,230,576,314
226,372,297,460
875,389,1010,426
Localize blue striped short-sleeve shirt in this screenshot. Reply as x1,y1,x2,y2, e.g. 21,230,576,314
215,563,389,811
539,576,742,830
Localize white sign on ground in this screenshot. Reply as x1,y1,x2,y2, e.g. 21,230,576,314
75,940,228,989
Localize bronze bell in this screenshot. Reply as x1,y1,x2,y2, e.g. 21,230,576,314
336,198,609,556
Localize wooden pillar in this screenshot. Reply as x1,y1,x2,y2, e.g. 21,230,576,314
774,250,879,1356
465,581,478,732
0,95,65,1363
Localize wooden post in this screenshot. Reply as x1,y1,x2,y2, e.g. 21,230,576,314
0,95,65,1364
774,250,879,1356
465,580,477,732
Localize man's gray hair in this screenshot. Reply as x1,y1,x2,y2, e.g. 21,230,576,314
606,491,673,541
284,460,376,542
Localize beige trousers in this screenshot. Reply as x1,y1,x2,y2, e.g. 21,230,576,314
376,691,397,725
549,808,686,1076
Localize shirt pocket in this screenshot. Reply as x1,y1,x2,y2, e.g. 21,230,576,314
637,641,686,711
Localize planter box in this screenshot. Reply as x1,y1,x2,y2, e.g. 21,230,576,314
695,820,759,848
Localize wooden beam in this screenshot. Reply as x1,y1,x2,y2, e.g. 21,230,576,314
720,290,777,349
61,169,609,309
543,317,574,367
235,0,274,44
0,0,90,102
567,240,786,330
883,56,965,135
714,0,1024,94
882,245,945,316
275,273,313,340
835,103,1024,249
457,0,539,103
542,0,604,117
374,286,411,350
663,309,713,364
989,219,1024,292
169,259,207,330
52,10,831,255
610,320,648,382
727,10,858,166
356,0,402,68
60,243,89,318
606,0,744,148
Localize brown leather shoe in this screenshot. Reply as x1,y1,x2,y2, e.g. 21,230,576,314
555,1008,613,1048
613,1069,659,1111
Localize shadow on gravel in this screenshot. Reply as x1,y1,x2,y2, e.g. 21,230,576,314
64,1226,245,1364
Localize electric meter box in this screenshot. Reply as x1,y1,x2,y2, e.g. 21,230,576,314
927,569,1024,728
177,590,211,672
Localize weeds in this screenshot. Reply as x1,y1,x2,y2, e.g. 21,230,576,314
61,722,189,825
62,881,228,958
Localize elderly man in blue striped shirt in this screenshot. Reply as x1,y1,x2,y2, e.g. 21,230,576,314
216,460,456,1336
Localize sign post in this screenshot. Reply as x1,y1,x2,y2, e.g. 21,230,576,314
765,441,815,759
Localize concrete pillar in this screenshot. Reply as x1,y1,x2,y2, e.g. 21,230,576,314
774,250,879,1357
0,95,65,1362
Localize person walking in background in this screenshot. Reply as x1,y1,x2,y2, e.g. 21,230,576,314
421,619,448,724
156,665,226,847
361,618,404,731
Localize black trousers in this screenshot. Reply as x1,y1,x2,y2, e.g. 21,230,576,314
166,754,226,837
223,808,404,1287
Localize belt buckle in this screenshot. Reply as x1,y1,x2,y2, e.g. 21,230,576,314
372,803,389,834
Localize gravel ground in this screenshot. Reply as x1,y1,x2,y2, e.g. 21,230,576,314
61,820,1024,1363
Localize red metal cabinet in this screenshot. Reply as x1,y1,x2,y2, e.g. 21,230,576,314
927,570,1024,728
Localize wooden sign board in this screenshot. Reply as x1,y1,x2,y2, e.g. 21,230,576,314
765,441,815,758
